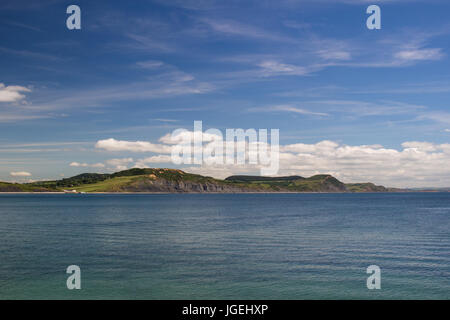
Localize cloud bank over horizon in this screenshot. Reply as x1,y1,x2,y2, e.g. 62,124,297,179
87,132,450,188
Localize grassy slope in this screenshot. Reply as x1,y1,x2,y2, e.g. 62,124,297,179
1,168,394,193
345,183,387,192
225,174,347,192
71,171,348,193
64,169,240,192
0,181,55,192
75,174,260,193
75,175,142,192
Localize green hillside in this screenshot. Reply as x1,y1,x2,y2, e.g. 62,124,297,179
0,168,397,193
346,183,388,192
0,181,55,192
225,174,347,192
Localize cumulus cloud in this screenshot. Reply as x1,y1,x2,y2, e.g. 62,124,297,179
95,138,172,153
70,162,105,168
179,140,450,187
70,158,134,171
134,155,173,168
275,140,450,188
0,83,31,102
94,132,450,187
159,129,224,145
10,171,32,177
105,158,134,171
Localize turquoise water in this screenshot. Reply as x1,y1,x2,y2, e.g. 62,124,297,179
0,193,449,299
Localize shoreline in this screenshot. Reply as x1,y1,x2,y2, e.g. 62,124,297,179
0,191,446,195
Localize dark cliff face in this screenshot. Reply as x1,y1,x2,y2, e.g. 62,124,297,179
116,178,255,193
318,175,348,192
114,175,349,193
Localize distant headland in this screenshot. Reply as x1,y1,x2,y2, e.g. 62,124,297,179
0,168,413,193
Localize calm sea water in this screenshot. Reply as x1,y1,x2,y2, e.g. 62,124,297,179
0,193,449,299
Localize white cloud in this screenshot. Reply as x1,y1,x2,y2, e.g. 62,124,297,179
95,138,172,153
151,118,179,123
69,162,84,167
0,83,31,102
419,112,450,125
274,140,450,187
249,104,329,116
183,139,450,187
136,60,164,69
105,158,133,166
401,141,437,152
247,100,427,119
394,48,443,61
306,99,425,117
318,49,351,61
257,60,310,76
95,132,450,187
202,19,294,43
105,158,134,171
70,162,105,168
10,171,32,177
281,140,339,153
159,130,223,145
134,155,173,168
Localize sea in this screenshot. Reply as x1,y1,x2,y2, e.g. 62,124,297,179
0,193,449,299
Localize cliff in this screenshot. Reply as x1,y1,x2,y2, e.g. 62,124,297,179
0,168,398,193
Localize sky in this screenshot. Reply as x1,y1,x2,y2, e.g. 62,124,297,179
1,0,450,187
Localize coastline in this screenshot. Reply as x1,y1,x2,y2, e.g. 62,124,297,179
0,191,446,195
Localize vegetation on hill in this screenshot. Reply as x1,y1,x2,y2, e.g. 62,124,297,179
225,175,304,182
345,183,388,192
224,174,347,192
0,168,399,193
0,181,54,192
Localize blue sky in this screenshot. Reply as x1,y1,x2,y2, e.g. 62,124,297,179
1,0,450,187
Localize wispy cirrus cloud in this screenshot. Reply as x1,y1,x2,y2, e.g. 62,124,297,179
136,60,165,69
208,25,445,83
248,105,329,117
201,18,296,43
418,112,450,125
394,48,444,61
1,19,42,32
0,46,65,61
19,69,214,113
247,100,426,119
124,33,175,52
307,100,426,116
0,141,88,153
257,61,311,77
